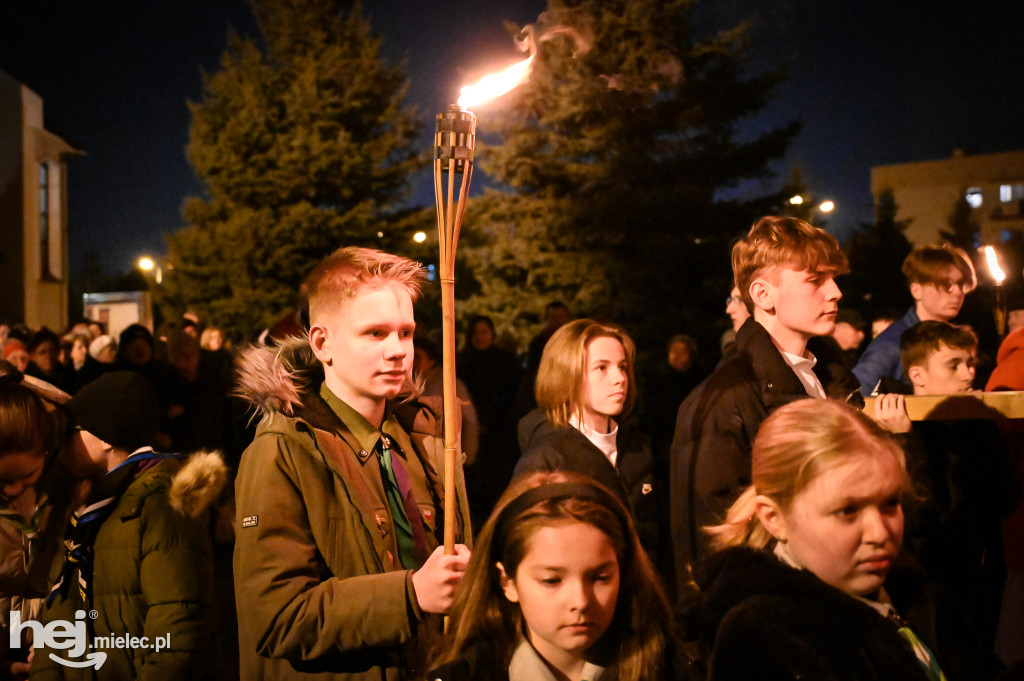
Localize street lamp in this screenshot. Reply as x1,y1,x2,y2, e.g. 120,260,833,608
137,256,162,284
786,195,835,221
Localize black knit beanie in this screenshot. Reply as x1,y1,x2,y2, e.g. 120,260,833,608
67,371,160,452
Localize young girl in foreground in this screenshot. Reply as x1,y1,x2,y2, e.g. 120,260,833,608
429,474,672,681
693,398,1007,681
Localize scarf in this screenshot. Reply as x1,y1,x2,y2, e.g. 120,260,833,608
46,448,177,607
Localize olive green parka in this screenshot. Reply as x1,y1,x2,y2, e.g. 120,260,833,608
232,337,472,681
31,451,227,681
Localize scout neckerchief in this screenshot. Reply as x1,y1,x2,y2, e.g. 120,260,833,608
378,435,430,569
46,447,178,607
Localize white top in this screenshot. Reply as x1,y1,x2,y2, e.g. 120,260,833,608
569,414,619,467
509,638,606,681
781,350,826,399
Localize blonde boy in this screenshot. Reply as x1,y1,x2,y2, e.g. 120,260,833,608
234,247,471,680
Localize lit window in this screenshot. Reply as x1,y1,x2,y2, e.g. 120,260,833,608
965,187,982,208
39,163,49,277
1001,185,1012,202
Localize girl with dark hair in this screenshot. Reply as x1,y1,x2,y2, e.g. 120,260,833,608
429,473,672,681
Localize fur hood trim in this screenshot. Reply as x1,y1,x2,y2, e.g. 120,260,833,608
236,335,323,418
169,451,229,518
235,335,421,420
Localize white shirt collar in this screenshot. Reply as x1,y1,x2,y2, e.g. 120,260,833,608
509,638,606,681
780,349,826,399
569,414,619,467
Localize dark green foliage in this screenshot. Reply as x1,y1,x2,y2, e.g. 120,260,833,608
458,0,797,351
941,194,980,251
841,188,914,317
161,0,422,340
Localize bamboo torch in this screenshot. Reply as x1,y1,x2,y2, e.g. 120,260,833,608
983,245,1007,336
434,107,476,553
434,44,535,553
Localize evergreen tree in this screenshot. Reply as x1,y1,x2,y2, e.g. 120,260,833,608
162,0,421,339
842,188,913,317
458,0,797,350
941,193,980,251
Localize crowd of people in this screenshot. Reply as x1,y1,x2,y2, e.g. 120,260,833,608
1,215,1023,680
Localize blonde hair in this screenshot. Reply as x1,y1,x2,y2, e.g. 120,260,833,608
732,216,849,310
432,472,671,681
706,399,911,550
535,319,636,428
303,246,426,324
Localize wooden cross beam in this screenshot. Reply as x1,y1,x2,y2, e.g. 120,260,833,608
864,391,1024,421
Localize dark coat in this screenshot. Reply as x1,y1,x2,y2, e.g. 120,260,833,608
689,546,1008,681
897,419,1021,643
668,319,861,594
514,410,659,567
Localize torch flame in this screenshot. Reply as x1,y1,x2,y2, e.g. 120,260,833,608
984,245,1006,284
457,54,535,109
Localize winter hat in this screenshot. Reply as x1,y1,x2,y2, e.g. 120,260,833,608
67,371,160,452
88,334,117,360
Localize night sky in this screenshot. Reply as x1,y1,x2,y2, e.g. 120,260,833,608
1,0,1022,278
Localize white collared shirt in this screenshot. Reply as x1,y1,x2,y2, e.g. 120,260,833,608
509,638,606,681
569,414,619,467
781,349,826,399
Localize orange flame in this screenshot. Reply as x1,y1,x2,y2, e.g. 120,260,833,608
984,245,1006,284
457,54,535,109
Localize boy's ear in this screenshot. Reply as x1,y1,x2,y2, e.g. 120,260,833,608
754,494,787,542
907,364,926,390
496,562,519,603
308,324,330,363
909,282,924,302
749,279,774,313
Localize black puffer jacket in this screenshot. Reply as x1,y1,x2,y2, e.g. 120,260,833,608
514,409,659,567
668,319,861,593
689,547,1009,681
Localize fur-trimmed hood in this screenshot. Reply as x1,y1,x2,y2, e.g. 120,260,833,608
235,335,422,422
236,336,324,418
169,450,229,518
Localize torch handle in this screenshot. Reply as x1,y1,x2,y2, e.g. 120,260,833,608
441,277,458,555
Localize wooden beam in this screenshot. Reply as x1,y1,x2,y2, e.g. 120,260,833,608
864,391,1024,421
